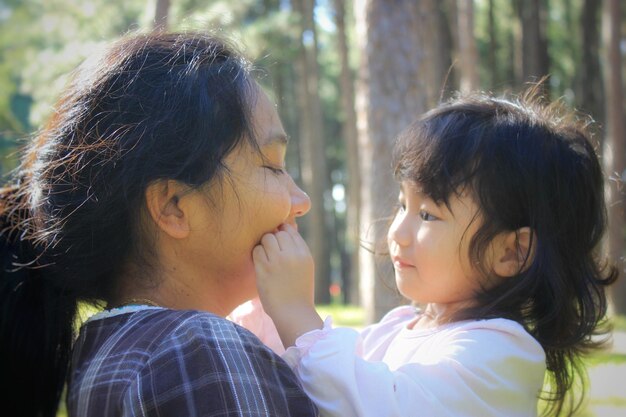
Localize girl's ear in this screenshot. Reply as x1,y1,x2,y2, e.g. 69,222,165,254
144,179,191,239
492,227,535,278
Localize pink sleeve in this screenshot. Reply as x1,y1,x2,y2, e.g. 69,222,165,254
228,298,285,354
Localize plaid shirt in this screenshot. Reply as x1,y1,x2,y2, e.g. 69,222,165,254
68,306,318,417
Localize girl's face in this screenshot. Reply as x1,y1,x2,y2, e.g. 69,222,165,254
387,181,495,314
184,89,311,309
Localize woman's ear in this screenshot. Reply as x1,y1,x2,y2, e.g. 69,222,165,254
145,180,190,239
492,227,535,277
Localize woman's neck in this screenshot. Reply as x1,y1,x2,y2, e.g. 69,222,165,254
112,263,242,317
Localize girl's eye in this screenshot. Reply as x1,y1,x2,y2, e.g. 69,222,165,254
264,166,286,175
419,210,438,221
397,202,406,212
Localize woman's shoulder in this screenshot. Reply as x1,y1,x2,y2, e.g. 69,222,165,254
73,309,318,417
82,307,272,355
122,309,281,369
163,309,275,350
75,307,286,389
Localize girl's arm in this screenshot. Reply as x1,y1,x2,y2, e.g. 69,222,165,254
253,224,323,348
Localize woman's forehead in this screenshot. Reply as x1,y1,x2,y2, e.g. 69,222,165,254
252,89,287,147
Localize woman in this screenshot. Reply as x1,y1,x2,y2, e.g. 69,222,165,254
0,31,317,417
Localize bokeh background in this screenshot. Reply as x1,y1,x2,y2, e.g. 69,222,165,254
0,1,625,414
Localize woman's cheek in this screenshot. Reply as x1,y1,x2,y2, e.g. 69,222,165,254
264,179,293,222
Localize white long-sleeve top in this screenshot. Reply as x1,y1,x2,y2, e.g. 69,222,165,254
282,305,546,417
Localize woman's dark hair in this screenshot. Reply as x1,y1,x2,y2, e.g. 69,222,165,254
0,31,258,416
393,89,618,416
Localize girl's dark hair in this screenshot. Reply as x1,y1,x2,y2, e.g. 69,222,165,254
0,31,258,416
393,89,618,416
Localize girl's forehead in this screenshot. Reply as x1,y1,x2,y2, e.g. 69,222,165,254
400,180,424,195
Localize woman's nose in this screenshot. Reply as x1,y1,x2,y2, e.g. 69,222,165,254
290,183,311,218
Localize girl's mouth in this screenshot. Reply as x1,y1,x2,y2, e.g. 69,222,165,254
392,256,415,269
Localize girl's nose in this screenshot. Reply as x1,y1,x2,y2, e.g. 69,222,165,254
388,212,412,247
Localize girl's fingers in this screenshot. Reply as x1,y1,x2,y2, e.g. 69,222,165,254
274,229,295,251
280,223,300,243
260,233,280,254
264,224,311,258
283,224,309,253
252,244,269,264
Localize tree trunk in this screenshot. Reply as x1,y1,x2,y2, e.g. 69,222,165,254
153,0,170,31
428,1,454,104
334,0,361,305
578,0,604,123
488,0,498,88
292,0,331,304
512,0,524,85
602,0,626,314
456,0,480,92
355,0,435,322
517,0,550,86
445,0,461,92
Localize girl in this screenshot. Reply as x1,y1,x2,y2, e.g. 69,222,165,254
0,32,317,417
252,91,618,417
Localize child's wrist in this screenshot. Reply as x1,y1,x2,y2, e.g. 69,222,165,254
268,304,323,347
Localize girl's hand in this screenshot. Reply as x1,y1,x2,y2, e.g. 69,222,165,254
253,224,322,347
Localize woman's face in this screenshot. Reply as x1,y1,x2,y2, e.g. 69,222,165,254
185,89,310,309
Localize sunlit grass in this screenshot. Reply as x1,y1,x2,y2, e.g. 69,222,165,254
316,303,365,328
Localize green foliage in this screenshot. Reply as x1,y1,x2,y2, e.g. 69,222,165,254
0,0,148,177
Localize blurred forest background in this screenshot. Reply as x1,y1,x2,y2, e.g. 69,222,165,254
0,0,625,323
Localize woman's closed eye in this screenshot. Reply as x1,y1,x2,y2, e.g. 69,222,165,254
264,165,286,175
